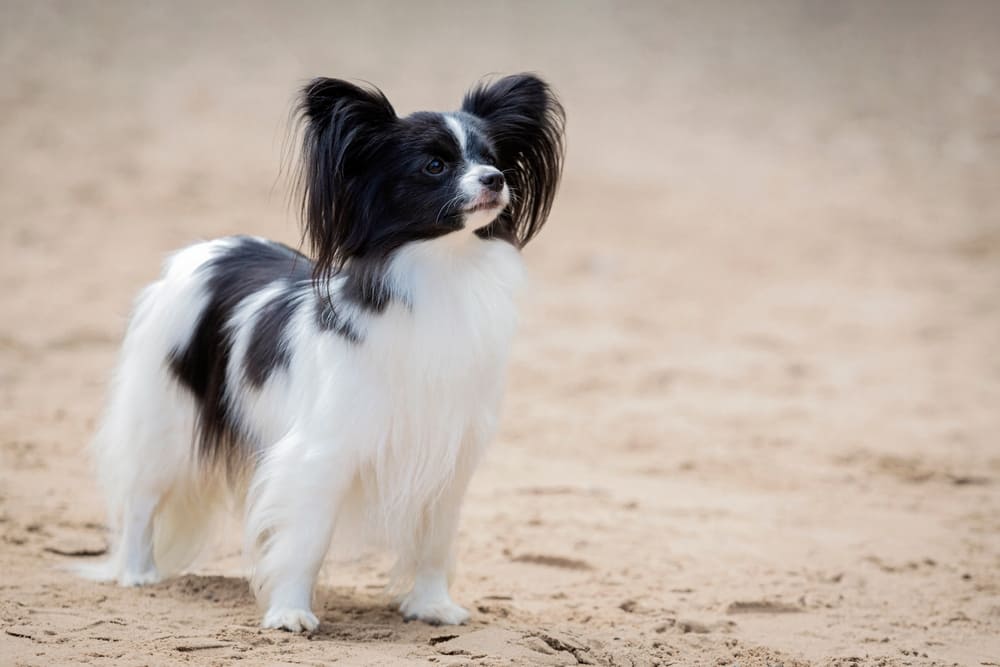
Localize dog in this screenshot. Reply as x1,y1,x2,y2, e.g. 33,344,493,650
76,73,565,632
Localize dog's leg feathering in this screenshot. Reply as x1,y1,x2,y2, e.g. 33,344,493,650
247,432,354,632
398,465,475,626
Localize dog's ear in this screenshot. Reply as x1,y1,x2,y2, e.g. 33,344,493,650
296,78,397,280
462,74,565,246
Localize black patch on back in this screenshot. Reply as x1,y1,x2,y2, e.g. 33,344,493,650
243,285,306,387
168,237,313,464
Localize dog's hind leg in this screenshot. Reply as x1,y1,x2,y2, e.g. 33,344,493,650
117,491,161,586
81,303,204,584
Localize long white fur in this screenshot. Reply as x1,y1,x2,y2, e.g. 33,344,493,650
80,220,524,630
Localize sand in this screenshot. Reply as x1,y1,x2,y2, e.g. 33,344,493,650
2,2,999,665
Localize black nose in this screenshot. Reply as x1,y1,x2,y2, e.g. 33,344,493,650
479,171,505,193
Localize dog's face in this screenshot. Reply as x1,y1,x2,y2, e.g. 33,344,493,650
370,110,511,239
297,75,565,278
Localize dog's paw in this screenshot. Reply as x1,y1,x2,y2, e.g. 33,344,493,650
399,595,470,626
117,569,161,587
262,607,319,633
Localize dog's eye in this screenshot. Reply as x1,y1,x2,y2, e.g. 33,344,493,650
425,158,445,175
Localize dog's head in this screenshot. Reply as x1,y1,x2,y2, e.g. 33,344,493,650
295,74,565,280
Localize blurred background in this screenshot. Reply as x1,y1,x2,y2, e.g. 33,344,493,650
1,2,998,665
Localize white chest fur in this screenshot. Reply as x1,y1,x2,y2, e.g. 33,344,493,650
360,236,524,490
286,234,526,558
375,235,525,391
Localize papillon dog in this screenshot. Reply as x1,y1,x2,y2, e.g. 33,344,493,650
76,74,565,632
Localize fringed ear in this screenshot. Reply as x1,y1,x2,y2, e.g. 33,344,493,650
295,78,397,282
462,74,566,246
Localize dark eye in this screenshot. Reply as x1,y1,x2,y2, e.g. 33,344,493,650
425,158,445,175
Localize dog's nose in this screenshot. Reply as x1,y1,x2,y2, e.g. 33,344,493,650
479,171,505,193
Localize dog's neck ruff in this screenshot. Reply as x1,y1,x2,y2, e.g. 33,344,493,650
308,232,526,557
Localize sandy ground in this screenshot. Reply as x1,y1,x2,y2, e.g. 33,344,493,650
2,2,1000,665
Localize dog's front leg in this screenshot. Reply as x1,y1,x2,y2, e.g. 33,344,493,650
247,434,353,633
398,465,474,626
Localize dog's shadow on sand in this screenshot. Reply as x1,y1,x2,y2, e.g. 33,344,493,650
160,574,476,644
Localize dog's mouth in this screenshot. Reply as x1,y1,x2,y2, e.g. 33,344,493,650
462,194,504,214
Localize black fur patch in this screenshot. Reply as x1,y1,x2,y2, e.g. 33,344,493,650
340,255,394,312
168,237,313,463
315,289,363,342
243,285,305,387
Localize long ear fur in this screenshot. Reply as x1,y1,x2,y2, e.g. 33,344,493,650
462,74,566,246
295,78,397,282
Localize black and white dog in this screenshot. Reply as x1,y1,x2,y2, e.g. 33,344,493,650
77,74,565,632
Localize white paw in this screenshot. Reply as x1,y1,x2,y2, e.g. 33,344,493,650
399,595,470,626
117,569,161,587
262,607,319,633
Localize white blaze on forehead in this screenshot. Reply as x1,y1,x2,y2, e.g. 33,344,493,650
444,114,468,154
446,112,510,233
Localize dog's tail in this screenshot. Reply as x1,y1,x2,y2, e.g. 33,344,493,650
152,481,224,576
67,419,127,582
70,550,121,582
68,481,223,583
